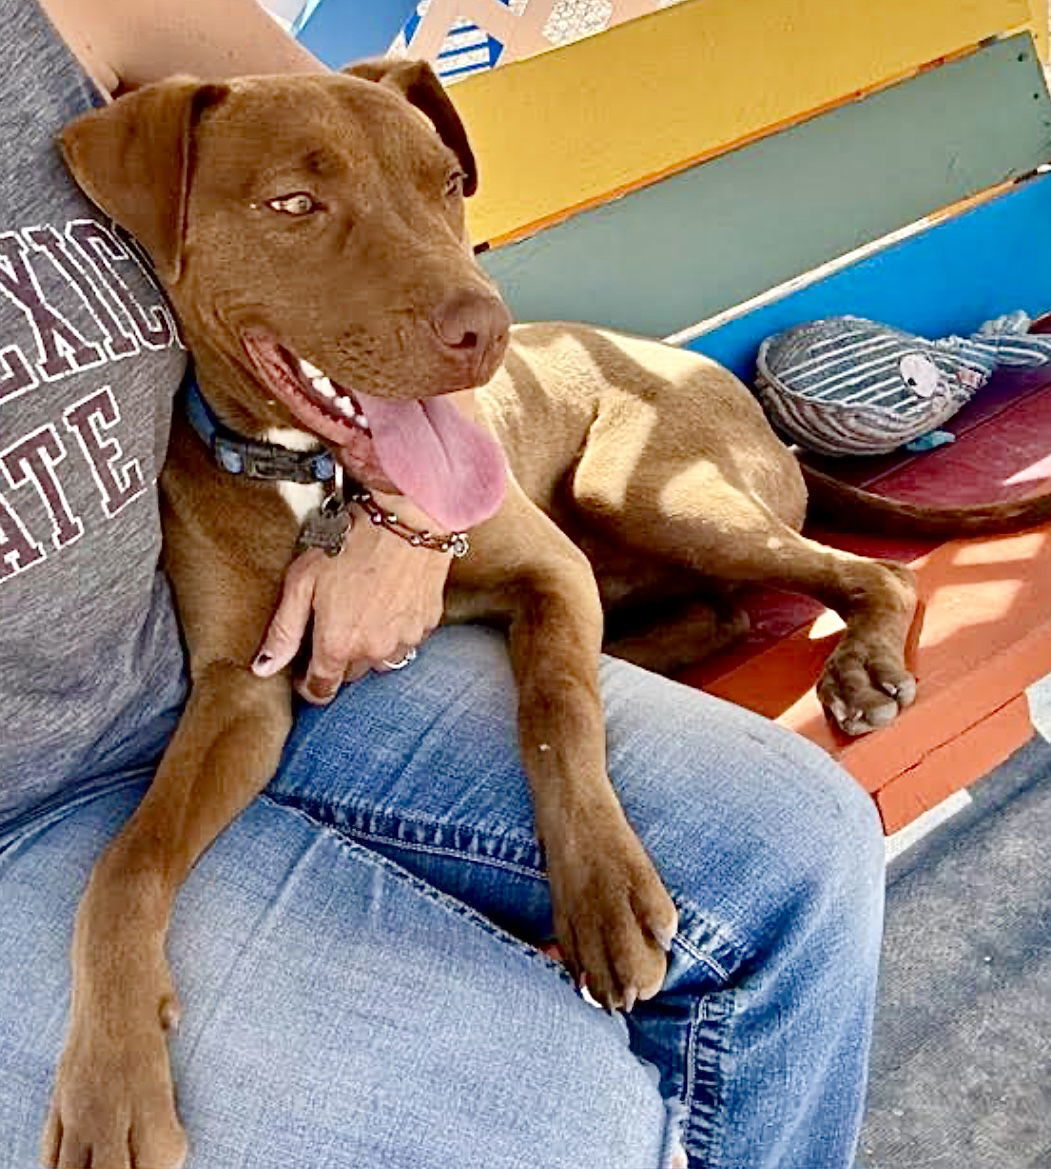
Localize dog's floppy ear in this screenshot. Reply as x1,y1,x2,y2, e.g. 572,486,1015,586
59,78,228,283
344,59,477,196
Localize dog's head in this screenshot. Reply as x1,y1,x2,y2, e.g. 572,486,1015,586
59,62,509,529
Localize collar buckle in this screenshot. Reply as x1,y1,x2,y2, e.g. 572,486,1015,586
185,376,337,487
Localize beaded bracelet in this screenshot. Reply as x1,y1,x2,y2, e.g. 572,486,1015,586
347,488,470,557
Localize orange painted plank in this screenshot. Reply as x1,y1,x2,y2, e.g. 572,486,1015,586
874,695,1034,833
700,525,1051,829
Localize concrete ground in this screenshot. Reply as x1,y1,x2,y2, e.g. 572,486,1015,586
861,13,1051,1161
858,677,1051,1168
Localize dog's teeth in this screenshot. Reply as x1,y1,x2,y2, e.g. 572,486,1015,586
334,396,356,417
312,375,336,399
299,358,324,379
354,412,369,429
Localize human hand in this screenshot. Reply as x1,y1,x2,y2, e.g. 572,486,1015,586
252,491,452,702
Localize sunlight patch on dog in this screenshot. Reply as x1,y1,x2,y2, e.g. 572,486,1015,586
603,402,658,509
657,457,727,519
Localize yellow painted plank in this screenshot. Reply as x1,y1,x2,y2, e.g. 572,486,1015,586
455,0,1042,246
1029,0,1050,57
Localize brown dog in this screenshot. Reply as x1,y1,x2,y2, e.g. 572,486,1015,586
46,62,1051,1167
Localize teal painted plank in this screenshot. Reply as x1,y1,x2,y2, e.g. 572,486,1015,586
683,170,1051,381
479,34,1051,338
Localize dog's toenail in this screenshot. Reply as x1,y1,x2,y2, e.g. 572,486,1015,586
159,994,181,1031
653,918,677,951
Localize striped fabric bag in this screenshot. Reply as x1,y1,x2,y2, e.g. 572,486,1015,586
755,312,1051,456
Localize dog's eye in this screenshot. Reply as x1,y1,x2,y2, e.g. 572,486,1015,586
266,192,321,216
444,171,467,198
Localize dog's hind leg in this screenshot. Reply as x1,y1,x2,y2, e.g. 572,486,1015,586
604,595,750,674
574,451,919,737
42,662,293,1169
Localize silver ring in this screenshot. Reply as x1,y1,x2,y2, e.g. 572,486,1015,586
381,647,417,670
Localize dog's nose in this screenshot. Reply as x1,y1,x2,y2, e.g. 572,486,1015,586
431,289,511,363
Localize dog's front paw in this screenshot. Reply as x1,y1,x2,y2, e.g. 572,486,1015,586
547,813,677,1012
41,995,186,1169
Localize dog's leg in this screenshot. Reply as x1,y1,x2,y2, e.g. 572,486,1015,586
575,457,919,737
449,493,678,1011
42,662,292,1169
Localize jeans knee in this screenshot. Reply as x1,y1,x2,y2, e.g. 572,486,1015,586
772,737,886,972
651,717,885,975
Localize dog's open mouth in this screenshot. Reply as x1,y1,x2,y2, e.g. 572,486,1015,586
243,333,507,530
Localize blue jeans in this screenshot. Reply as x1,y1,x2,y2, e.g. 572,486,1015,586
0,626,884,1168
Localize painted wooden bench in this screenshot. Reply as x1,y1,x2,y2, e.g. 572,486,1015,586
293,0,1051,833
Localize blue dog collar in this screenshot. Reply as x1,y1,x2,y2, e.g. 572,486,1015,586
184,377,336,485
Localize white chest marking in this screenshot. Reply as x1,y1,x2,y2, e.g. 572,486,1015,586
264,428,327,525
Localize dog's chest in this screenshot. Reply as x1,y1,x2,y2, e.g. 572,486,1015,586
264,428,327,526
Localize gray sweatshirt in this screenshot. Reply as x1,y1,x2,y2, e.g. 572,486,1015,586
0,0,187,826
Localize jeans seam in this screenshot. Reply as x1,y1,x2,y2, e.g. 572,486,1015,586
335,823,547,880
682,988,736,1169
273,794,754,1169
670,925,734,986
272,791,751,991
260,795,573,984
269,791,546,877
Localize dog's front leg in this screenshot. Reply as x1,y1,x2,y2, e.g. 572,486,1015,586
508,565,678,1010
42,662,292,1169
451,486,678,1010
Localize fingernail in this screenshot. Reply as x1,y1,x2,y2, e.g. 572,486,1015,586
252,652,275,676
302,679,337,704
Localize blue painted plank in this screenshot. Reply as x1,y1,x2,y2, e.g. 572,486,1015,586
683,171,1051,382
480,36,1051,339
295,0,415,65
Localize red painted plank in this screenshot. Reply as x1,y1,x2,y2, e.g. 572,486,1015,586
688,526,1051,832
679,370,1051,686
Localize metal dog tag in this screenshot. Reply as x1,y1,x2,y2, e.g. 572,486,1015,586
298,492,352,557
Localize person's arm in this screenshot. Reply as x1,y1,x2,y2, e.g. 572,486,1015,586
42,0,324,95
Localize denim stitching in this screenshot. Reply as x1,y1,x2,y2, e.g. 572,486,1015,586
321,800,748,992
331,822,547,880
275,792,756,979
270,789,759,1169
682,989,736,1169
261,795,573,984
272,796,750,1169
270,791,545,876
670,919,736,985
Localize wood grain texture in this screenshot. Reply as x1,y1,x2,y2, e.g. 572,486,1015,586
682,169,1051,379
697,527,1051,833
479,37,1051,339
454,0,1045,245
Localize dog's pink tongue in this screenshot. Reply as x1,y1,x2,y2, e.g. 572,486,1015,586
349,391,507,530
